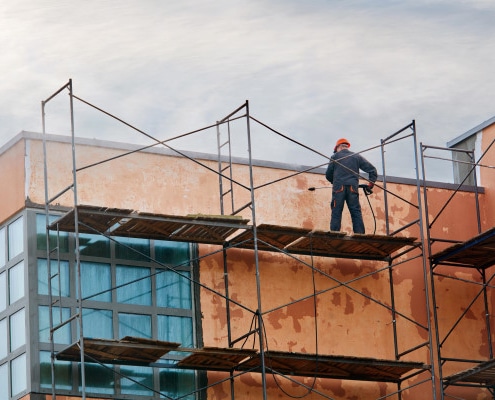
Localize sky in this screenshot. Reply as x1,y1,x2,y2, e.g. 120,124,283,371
1,0,495,182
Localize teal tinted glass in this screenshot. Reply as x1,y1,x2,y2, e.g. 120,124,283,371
156,270,191,309
120,365,153,396
82,309,113,339
116,265,151,305
115,236,150,261
160,368,196,400
0,227,5,267
36,214,69,252
80,363,114,394
80,261,111,302
119,313,151,339
157,315,193,347
79,233,110,258
8,216,23,260
38,259,70,297
155,240,189,265
40,351,72,390
39,306,71,344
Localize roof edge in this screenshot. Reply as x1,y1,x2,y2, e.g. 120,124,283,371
447,116,495,148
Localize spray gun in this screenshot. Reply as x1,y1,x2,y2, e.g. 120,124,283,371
358,184,373,196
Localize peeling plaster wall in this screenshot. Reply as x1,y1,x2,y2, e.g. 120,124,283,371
0,140,26,224
4,134,495,399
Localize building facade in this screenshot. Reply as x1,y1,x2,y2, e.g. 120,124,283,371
0,112,494,400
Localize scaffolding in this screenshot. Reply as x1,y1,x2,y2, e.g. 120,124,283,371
41,80,436,399
421,140,495,399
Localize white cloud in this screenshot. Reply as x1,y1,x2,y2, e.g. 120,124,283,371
1,0,494,182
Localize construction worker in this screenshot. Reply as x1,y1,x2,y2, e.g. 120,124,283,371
325,138,377,234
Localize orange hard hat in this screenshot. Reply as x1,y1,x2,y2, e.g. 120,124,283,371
334,138,350,152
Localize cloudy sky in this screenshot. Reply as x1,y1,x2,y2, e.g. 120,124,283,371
1,0,494,181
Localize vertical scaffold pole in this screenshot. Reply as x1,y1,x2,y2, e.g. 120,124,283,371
244,100,268,400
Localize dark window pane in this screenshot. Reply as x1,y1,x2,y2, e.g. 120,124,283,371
79,233,110,258
120,365,153,396
155,240,189,266
36,214,69,252
40,351,72,390
80,362,115,394
115,237,150,262
160,368,195,400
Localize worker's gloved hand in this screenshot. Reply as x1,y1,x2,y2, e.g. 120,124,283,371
364,183,374,195
368,182,374,190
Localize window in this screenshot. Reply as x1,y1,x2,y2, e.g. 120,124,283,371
0,227,5,267
81,261,111,302
0,362,7,399
10,308,25,351
116,265,151,305
158,315,193,346
115,237,150,262
0,318,6,360
11,352,27,397
36,212,198,398
36,213,69,252
38,259,70,297
118,313,151,339
39,306,71,344
120,365,153,396
9,260,24,304
156,270,191,309
0,272,5,312
8,216,23,260
82,308,113,339
40,351,72,390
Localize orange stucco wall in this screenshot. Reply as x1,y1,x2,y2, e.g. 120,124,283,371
0,140,26,224
4,132,495,399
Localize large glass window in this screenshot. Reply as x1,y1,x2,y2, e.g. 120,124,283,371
158,315,193,347
8,216,23,260
35,212,197,399
39,306,71,344
160,368,195,400
80,363,115,395
118,313,151,339
155,240,189,265
156,270,191,309
115,237,150,262
40,351,72,390
82,308,113,339
79,233,111,258
0,226,5,267
0,362,7,399
0,318,6,360
36,213,69,252
9,260,24,304
120,365,153,396
10,308,25,351
0,272,5,312
116,265,151,306
38,259,70,297
81,261,112,302
11,352,27,397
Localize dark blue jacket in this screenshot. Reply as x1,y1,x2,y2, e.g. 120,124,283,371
326,149,377,188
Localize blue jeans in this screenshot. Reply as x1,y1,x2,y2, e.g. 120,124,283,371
330,185,365,234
